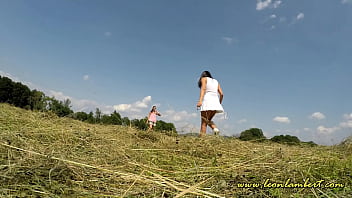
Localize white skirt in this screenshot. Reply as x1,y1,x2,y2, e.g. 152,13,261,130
200,92,224,113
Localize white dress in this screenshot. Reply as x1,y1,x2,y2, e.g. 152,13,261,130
200,77,224,113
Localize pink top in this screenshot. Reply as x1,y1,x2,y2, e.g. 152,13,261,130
148,112,157,122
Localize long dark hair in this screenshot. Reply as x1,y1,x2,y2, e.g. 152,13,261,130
150,105,156,113
198,71,213,88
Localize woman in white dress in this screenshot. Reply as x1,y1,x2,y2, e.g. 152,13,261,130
196,71,224,137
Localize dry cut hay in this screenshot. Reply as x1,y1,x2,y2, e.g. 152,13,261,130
0,103,351,197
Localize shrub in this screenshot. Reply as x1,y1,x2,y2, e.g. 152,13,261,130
239,128,266,141
271,135,300,145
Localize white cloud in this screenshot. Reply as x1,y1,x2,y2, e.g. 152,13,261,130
270,14,277,19
47,90,114,113
83,75,89,81
303,128,311,132
135,96,152,108
317,126,340,134
213,112,228,121
104,32,112,37
311,113,352,137
161,109,199,133
114,104,132,112
162,110,231,135
342,0,352,4
273,0,282,8
0,70,39,90
343,113,352,120
289,13,305,25
163,109,197,122
296,12,305,20
113,96,152,113
310,112,326,120
249,124,257,128
48,90,72,101
177,122,198,133
0,70,20,82
256,0,281,10
256,0,272,10
237,119,247,124
222,37,236,45
340,113,352,128
275,129,300,135
340,120,352,128
273,116,290,124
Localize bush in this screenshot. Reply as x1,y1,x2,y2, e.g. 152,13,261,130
239,128,266,141
271,135,300,145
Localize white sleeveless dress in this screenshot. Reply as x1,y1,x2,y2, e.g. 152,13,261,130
200,77,224,113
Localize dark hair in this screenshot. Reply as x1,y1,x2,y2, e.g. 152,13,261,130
198,71,213,88
150,105,156,112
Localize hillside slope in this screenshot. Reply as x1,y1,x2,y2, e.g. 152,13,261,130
0,103,351,197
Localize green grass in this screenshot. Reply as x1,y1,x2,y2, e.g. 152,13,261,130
0,103,351,197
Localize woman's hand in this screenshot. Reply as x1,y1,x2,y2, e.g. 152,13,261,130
197,101,202,107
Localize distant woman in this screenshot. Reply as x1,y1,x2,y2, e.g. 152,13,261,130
147,105,161,131
196,71,224,137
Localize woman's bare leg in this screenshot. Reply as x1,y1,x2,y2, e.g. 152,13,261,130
207,111,217,129
206,111,220,135
199,111,208,137
147,123,153,131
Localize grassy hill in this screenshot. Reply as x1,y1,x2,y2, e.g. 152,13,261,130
0,103,351,197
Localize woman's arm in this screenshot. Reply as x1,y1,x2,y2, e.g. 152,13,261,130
197,77,207,107
218,83,224,104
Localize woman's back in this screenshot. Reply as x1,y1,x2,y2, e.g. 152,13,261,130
205,77,219,94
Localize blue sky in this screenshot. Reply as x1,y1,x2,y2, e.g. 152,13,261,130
1,0,351,145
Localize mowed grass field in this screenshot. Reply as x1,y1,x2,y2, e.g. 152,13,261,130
0,103,351,197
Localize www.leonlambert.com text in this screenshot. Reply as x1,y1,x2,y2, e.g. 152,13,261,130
237,178,345,189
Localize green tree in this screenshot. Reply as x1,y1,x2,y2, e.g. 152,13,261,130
87,112,95,123
11,82,31,108
63,98,72,108
154,120,177,136
101,114,112,124
239,128,266,141
30,90,45,111
305,141,317,146
0,76,31,108
74,112,88,121
0,76,14,103
110,111,122,125
131,118,148,130
271,135,300,145
122,117,130,126
47,97,73,117
95,108,102,123
155,120,176,132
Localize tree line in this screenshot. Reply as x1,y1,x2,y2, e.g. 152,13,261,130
0,75,176,134
72,107,176,133
238,128,317,146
